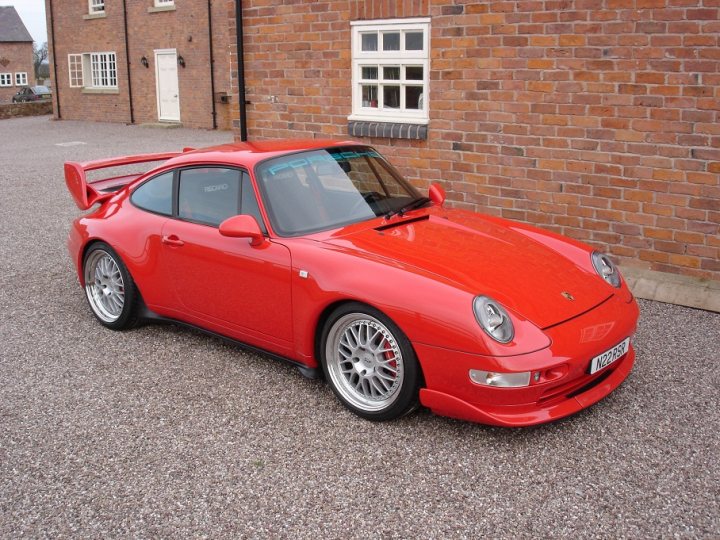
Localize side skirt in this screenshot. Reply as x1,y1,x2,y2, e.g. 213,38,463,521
138,303,323,380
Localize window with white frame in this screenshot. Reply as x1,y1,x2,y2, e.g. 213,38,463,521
68,54,83,87
15,72,28,86
89,0,105,14
86,52,117,88
154,0,174,6
350,18,430,124
0,73,11,87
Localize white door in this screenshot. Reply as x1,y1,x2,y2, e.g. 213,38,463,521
155,49,180,122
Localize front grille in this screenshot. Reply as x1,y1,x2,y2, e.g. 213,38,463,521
537,353,626,404
566,368,614,399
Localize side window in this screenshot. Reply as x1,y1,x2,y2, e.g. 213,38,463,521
179,168,241,226
240,172,266,234
131,171,173,215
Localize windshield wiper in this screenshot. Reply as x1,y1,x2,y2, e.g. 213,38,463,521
385,197,431,220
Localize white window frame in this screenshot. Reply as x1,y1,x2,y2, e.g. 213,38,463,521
154,0,174,6
68,54,83,87
350,18,430,124
88,0,105,14
14,72,28,86
82,52,117,89
0,73,11,87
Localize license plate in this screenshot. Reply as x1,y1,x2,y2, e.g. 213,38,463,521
589,337,630,375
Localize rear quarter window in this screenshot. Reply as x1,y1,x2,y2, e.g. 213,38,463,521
131,171,173,215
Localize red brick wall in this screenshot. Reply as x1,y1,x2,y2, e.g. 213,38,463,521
46,0,232,129
0,42,34,104
230,0,720,281
0,100,52,119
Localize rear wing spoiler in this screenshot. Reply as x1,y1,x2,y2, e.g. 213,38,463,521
64,149,195,210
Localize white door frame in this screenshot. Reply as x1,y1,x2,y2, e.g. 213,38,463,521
154,48,180,122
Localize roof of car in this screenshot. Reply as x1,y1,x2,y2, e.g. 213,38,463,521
164,139,360,168
0,6,33,42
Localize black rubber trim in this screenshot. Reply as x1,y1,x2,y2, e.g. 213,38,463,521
138,303,322,379
375,215,430,231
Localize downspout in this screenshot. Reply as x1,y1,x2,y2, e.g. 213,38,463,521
122,0,134,124
207,0,217,129
235,0,248,141
48,0,60,118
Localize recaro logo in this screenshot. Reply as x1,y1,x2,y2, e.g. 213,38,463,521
204,184,229,193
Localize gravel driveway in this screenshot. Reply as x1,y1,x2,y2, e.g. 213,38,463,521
1,116,718,538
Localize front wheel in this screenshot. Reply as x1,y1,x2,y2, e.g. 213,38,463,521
83,242,139,330
321,303,420,421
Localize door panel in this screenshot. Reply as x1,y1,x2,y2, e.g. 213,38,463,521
157,167,292,348
160,219,294,346
155,51,180,122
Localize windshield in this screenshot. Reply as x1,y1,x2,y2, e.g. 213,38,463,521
255,146,423,236
33,86,50,93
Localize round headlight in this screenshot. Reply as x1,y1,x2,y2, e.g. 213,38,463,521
473,296,514,344
591,251,621,288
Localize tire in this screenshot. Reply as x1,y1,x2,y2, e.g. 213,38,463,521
82,242,139,330
320,302,420,421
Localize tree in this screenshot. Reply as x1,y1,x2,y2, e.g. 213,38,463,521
33,42,48,80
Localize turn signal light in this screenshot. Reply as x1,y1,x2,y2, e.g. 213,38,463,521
469,370,531,388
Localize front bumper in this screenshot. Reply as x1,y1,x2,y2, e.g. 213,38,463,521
416,293,639,427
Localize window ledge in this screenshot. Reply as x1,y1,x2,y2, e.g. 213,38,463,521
147,5,176,13
348,120,427,140
82,87,119,94
83,12,107,20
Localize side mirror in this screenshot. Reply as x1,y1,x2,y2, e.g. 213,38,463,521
219,215,265,246
429,182,446,207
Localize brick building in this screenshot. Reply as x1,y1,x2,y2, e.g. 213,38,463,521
0,6,34,104
228,0,720,282
45,1,719,282
46,0,232,129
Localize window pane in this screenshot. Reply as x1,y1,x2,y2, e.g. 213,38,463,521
405,31,423,51
383,66,400,80
405,86,423,110
406,66,423,80
362,85,378,107
361,66,377,80
240,172,266,234
361,33,378,52
383,85,400,109
179,168,241,226
131,172,173,215
256,147,421,236
382,32,400,51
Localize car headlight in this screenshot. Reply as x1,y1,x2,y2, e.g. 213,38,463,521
473,296,514,343
591,251,621,288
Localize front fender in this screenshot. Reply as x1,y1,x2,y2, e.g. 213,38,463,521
282,239,550,363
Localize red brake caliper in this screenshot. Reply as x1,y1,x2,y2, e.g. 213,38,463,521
382,338,397,380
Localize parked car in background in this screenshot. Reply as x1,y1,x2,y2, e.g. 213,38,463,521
12,86,51,103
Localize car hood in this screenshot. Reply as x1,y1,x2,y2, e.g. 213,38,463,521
322,210,610,329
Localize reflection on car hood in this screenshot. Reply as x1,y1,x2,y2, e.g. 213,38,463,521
322,209,610,329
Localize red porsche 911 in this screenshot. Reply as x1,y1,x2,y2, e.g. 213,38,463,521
65,140,639,426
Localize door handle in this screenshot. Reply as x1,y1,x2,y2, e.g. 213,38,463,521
161,234,184,247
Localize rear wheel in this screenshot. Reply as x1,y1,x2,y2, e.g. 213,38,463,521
83,242,139,330
321,303,420,421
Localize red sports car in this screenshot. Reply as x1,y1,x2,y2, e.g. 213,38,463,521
65,140,639,426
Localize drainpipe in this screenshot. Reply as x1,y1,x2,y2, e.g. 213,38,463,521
48,0,60,118
235,0,248,141
122,0,135,124
208,0,217,129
